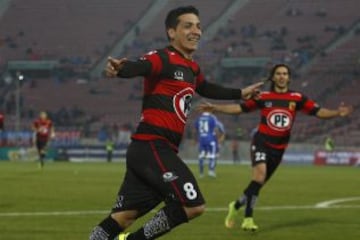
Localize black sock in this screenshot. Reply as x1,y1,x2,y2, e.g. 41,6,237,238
39,153,45,166
234,195,246,210
243,181,262,217
128,202,188,240
89,215,123,240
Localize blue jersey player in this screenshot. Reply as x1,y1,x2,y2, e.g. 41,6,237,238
194,111,225,178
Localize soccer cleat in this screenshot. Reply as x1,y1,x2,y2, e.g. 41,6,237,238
118,233,130,240
208,170,216,178
224,201,238,228
38,162,43,170
241,217,259,231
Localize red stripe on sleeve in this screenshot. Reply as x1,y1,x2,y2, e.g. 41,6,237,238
242,99,258,112
302,98,319,114
143,51,163,76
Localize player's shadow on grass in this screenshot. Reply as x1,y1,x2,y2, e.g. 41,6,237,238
260,218,323,233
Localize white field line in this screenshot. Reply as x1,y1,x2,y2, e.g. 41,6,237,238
315,197,360,208
1,204,360,217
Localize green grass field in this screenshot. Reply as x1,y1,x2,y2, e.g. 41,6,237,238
0,161,359,240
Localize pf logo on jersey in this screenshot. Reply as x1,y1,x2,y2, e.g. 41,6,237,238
173,87,194,123
267,109,293,131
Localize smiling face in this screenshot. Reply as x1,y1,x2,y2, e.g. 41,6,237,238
167,13,202,59
271,66,290,92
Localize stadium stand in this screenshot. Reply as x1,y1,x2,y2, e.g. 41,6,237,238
0,0,359,146
0,0,152,64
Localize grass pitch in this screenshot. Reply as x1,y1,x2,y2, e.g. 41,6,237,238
0,161,359,240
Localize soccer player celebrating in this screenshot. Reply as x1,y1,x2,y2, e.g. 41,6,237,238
197,64,353,231
32,111,55,168
89,5,263,240
194,110,225,178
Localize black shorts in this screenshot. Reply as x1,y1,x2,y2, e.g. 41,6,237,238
112,139,205,216
36,139,48,152
250,135,285,182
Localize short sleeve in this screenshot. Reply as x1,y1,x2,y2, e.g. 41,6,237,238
240,99,259,112
141,50,163,76
298,94,321,115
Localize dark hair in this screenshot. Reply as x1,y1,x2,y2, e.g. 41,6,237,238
165,6,199,40
268,64,291,90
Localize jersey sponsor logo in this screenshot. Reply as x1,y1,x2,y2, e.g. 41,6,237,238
267,109,293,131
173,87,194,123
174,70,184,81
265,101,272,108
162,172,178,182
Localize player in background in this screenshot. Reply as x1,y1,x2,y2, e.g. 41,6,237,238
106,138,115,163
0,112,4,131
197,64,353,231
32,111,54,168
0,112,4,147
194,110,225,178
215,119,225,162
89,5,263,240
324,135,335,152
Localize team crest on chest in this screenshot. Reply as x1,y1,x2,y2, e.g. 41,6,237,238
173,87,194,123
267,109,293,131
289,101,296,111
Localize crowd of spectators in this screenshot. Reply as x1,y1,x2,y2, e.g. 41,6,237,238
1,1,359,145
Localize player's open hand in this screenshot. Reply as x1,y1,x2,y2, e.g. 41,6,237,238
338,102,353,117
105,57,127,77
241,81,264,100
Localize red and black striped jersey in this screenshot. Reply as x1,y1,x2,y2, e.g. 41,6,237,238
240,90,320,150
131,46,206,150
33,118,53,141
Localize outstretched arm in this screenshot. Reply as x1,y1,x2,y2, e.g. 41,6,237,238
105,57,152,78
316,103,353,119
196,102,243,115
50,126,55,139
196,81,263,100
